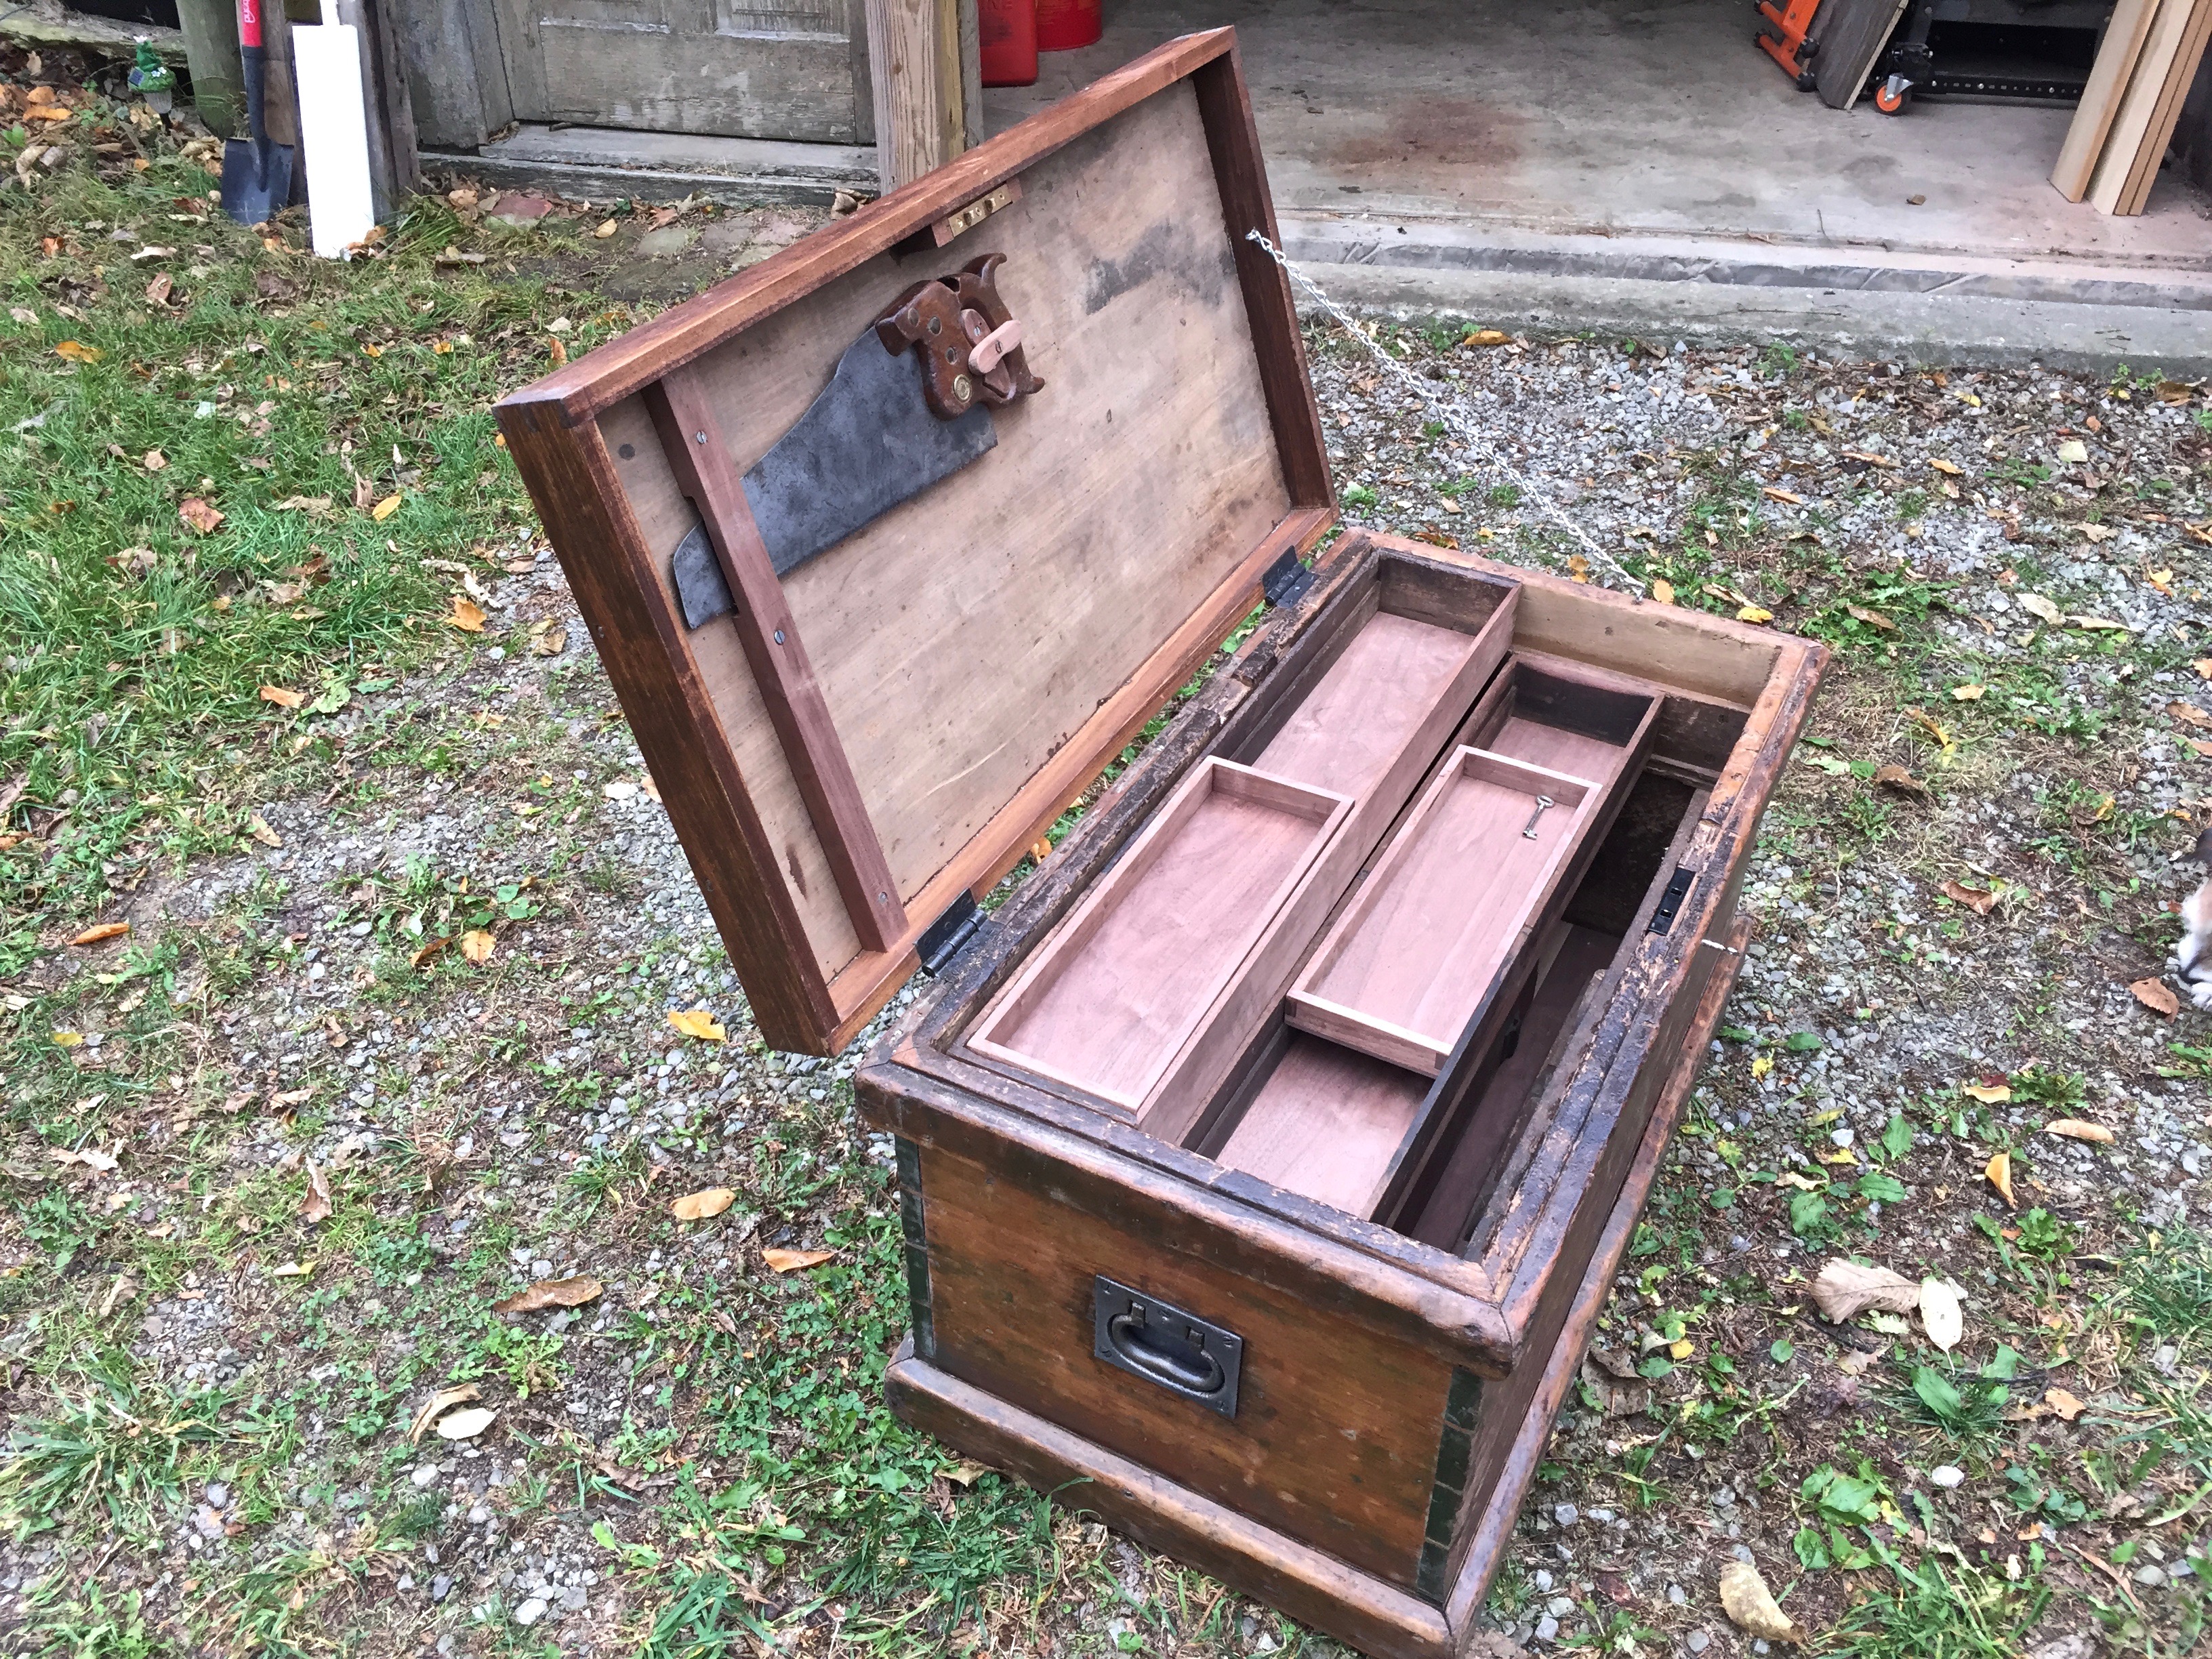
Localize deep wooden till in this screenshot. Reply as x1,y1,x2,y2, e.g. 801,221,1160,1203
496,35,1826,1657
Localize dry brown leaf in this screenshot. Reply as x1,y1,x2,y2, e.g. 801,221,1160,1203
526,622,567,657
1962,1079,2011,1103
409,935,451,969
301,1160,332,1225
547,336,568,367
1950,684,1986,701
2018,592,2064,624
1762,486,1805,505
178,497,224,535
1719,1561,1806,1645
1940,880,1996,916
435,1406,497,1441
49,1145,119,1173
270,1085,315,1109
371,492,403,523
2045,1119,2114,1144
493,1275,603,1313
940,1458,995,1488
142,447,166,471
1872,763,1930,798
671,1187,735,1221
143,273,171,306
1930,457,1963,475
2131,977,2180,1018
54,340,103,363
2169,701,2212,731
1810,1259,1921,1322
1985,1152,2017,1210
762,1247,836,1273
409,1384,483,1443
2045,1387,2086,1422
446,596,486,632
1846,603,1896,631
1462,328,1510,347
638,772,661,803
270,1261,313,1279
1650,578,1675,605
1921,1278,1965,1351
459,929,495,964
246,813,282,848
668,1008,726,1043
70,921,130,946
259,684,304,709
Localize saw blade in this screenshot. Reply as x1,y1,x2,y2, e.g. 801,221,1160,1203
671,328,997,628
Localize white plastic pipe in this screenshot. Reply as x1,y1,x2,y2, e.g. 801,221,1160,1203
291,0,375,258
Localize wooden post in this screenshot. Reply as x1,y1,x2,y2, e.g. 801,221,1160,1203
864,0,966,190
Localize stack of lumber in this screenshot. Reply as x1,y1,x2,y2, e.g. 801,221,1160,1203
2053,0,2212,213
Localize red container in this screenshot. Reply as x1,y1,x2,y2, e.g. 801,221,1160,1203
1035,0,1101,52
981,0,1038,85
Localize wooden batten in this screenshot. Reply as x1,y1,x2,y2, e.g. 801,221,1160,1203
497,32,1332,1054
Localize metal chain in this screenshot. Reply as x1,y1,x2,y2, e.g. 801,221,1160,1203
1245,228,1645,597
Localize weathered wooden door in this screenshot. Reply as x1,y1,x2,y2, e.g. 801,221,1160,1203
489,0,874,144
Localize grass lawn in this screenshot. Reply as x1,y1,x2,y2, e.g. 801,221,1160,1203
6,52,2212,1659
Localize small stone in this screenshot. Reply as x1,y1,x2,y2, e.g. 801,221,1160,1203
635,225,697,259
1553,1503,1578,1526
513,1597,548,1626
1547,1595,1576,1618
430,1574,453,1603
1667,1584,1687,1605
1535,1616,1559,1642
1930,1465,1965,1489
2132,1564,2167,1587
1686,1633,1711,1655
411,1465,441,1488
1533,1569,1554,1591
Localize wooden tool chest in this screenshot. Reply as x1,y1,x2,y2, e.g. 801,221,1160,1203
496,31,1826,1658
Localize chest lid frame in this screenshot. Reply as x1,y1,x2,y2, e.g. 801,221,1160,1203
495,29,1330,1056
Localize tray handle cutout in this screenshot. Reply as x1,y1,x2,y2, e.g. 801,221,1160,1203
1092,1275,1242,1418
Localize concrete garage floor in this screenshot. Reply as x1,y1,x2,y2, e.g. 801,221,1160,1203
983,0,2212,368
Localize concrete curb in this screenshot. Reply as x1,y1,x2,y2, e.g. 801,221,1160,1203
1290,263,2212,377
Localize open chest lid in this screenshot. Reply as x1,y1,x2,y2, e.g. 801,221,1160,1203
495,30,1334,1055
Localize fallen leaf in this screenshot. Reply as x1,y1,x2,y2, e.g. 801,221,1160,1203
526,622,567,657
668,1008,726,1043
493,1275,603,1313
144,272,171,306
2045,1387,2086,1422
2070,615,2127,632
671,1187,736,1221
1650,578,1675,605
1811,1259,1921,1322
1872,764,1930,798
246,814,282,848
447,596,487,632
1921,1278,1965,1351
2130,977,2179,1018
1462,328,1510,347
763,1247,836,1273
409,935,451,969
301,1160,331,1225
941,1458,995,1488
1737,605,1774,625
2017,593,2064,624
70,921,130,945
52,1031,85,1048
1950,684,1986,701
434,1406,497,1441
1985,1151,2017,1210
1930,457,1963,475
49,1145,119,1173
638,773,661,804
371,493,403,523
54,340,103,363
1719,1561,1805,1645
1940,880,1996,916
142,447,166,471
1776,1170,1823,1191
1962,1079,2011,1103
270,1086,316,1109
1751,1054,1774,1080
2169,701,2212,731
178,497,224,535
1567,554,1592,583
593,219,618,239
259,684,304,709
270,1261,313,1279
1847,604,1896,630
459,929,496,964
2196,659,2212,680
2147,568,2175,596
2055,438,2089,464
1762,486,1805,505
2078,523,2116,543
2045,1119,2113,1144
409,1382,481,1443
548,336,568,367
1843,449,1896,469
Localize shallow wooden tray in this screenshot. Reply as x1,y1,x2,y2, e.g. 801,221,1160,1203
969,758,1349,1110
1286,749,1599,1076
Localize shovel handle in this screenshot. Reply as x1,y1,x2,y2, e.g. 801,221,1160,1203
239,0,263,50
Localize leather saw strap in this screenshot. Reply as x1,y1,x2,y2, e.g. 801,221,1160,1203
646,366,909,956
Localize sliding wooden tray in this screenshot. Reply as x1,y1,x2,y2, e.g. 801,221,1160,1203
1288,750,1602,1076
501,29,1828,1659
968,759,1349,1111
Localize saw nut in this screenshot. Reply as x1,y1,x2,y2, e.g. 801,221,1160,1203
874,254,1044,421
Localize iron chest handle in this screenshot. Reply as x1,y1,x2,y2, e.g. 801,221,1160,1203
1107,1309,1226,1396
1091,1275,1243,1418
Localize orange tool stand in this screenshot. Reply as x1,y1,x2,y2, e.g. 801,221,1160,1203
1756,0,1822,87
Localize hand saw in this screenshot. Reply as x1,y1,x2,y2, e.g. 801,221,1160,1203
672,252,1044,629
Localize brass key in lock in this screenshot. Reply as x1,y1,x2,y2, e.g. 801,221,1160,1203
1521,795,1555,840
